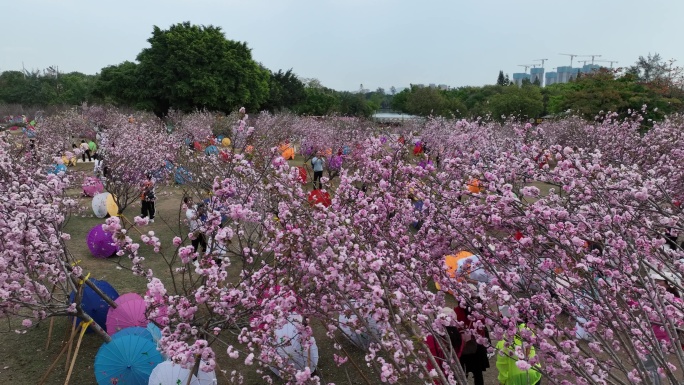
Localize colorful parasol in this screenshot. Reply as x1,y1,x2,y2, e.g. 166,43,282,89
94,334,163,385
106,293,147,335
87,224,118,259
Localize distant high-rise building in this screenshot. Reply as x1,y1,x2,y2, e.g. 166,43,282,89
512,73,531,87
438,84,449,90
530,67,544,86
545,72,558,86
557,66,576,83
581,64,601,74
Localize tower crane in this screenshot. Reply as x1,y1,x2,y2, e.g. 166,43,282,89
559,53,579,67
596,60,618,68
579,54,602,65
534,58,549,69
518,64,536,73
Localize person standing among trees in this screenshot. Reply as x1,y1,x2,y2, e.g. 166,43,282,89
311,152,325,190
140,174,156,223
184,197,207,258
88,139,97,158
80,139,91,162
495,315,542,385
454,303,490,385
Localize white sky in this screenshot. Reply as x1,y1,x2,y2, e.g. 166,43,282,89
2,0,682,91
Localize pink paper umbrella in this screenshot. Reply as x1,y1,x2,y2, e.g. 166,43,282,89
106,294,148,335
82,176,104,197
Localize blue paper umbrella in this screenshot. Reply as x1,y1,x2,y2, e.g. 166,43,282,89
94,334,163,385
146,322,162,344
174,167,192,185
47,164,67,175
111,326,153,342
69,279,119,333
204,145,219,156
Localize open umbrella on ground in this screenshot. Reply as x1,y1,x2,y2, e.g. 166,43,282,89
92,193,109,218
308,190,331,207
111,326,154,342
174,167,192,185
106,193,118,217
338,303,380,351
87,224,119,259
467,178,484,194
270,314,319,378
434,251,490,291
94,334,163,385
47,163,67,175
148,361,217,385
204,145,219,156
106,293,148,335
280,143,295,160
70,279,119,333
83,176,104,197
221,137,231,147
297,166,307,184
147,322,162,344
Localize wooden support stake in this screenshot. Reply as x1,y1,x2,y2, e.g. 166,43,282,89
38,329,76,385
64,325,87,385
45,317,55,350
64,317,77,371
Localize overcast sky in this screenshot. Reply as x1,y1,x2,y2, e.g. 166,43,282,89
2,0,682,91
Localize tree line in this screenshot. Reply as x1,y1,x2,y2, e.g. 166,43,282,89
1,21,682,121
392,54,684,121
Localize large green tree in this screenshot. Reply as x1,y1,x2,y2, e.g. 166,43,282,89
488,84,544,120
93,61,145,107
136,22,269,116
262,69,306,112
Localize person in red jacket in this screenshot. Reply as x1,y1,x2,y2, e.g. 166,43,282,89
454,304,491,385
425,308,463,384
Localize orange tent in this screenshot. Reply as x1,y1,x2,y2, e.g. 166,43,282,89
467,178,484,194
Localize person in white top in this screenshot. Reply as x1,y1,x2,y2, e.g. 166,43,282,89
79,140,91,162
184,197,206,259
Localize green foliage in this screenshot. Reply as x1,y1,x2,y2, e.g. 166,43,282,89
93,61,146,108
497,71,506,86
262,69,306,112
0,70,96,106
489,84,544,119
136,22,269,116
295,85,339,116
403,86,466,117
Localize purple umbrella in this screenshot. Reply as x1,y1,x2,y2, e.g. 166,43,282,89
87,224,118,259
83,177,104,197
329,155,343,171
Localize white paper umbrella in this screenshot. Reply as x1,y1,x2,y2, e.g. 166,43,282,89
92,192,109,218
148,361,217,385
270,314,319,378
338,306,380,351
